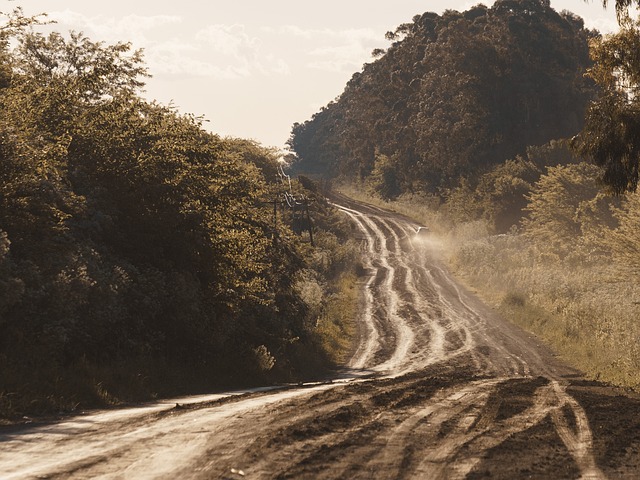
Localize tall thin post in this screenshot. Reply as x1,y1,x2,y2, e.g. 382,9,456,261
305,200,314,246
273,199,278,244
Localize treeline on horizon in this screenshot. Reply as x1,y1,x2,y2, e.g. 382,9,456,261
291,0,640,388
0,9,361,417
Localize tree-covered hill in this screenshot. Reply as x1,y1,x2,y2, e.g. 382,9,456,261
288,0,598,196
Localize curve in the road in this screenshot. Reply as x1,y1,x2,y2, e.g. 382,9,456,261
0,199,617,480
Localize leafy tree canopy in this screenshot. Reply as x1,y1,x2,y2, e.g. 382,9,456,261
572,16,640,194
600,0,640,21
289,0,597,195
0,13,359,415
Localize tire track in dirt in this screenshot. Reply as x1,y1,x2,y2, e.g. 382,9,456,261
336,205,414,375
332,202,605,480
2,198,636,479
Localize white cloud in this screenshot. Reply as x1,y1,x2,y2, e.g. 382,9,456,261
152,56,246,79
195,24,290,78
267,25,379,42
308,43,375,72
197,24,258,57
586,18,619,34
261,55,291,76
48,10,181,44
267,26,384,72
42,12,290,80
145,40,246,79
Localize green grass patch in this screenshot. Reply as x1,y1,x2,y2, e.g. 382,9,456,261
316,272,359,364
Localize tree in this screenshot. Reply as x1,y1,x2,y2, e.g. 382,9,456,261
603,191,640,274
0,230,24,321
600,1,640,21
572,17,640,194
523,163,608,257
366,152,402,200
0,23,357,416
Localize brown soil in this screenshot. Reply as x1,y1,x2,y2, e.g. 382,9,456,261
0,197,638,479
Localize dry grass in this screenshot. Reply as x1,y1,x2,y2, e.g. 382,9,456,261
337,184,640,391
448,232,640,390
316,272,359,364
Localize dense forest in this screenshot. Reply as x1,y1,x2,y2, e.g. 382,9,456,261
289,0,598,197
0,9,360,417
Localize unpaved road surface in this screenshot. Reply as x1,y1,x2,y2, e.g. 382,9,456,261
1,199,640,479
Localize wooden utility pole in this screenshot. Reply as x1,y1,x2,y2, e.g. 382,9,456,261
304,199,314,246
273,198,278,244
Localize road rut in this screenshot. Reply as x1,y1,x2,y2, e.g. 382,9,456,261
1,198,639,479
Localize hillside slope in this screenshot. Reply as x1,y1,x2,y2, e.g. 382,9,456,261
289,0,597,194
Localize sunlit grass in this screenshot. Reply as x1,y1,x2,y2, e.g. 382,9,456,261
449,236,640,390
337,183,640,391
316,272,359,364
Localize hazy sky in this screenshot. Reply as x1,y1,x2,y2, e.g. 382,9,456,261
14,1,620,150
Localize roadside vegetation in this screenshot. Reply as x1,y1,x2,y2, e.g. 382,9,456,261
291,1,640,391
446,9,640,390
337,150,640,390
0,9,360,420
444,166,640,390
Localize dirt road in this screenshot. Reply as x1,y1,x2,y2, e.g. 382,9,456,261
1,199,639,479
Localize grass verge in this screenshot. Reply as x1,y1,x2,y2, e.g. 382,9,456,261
335,184,640,392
